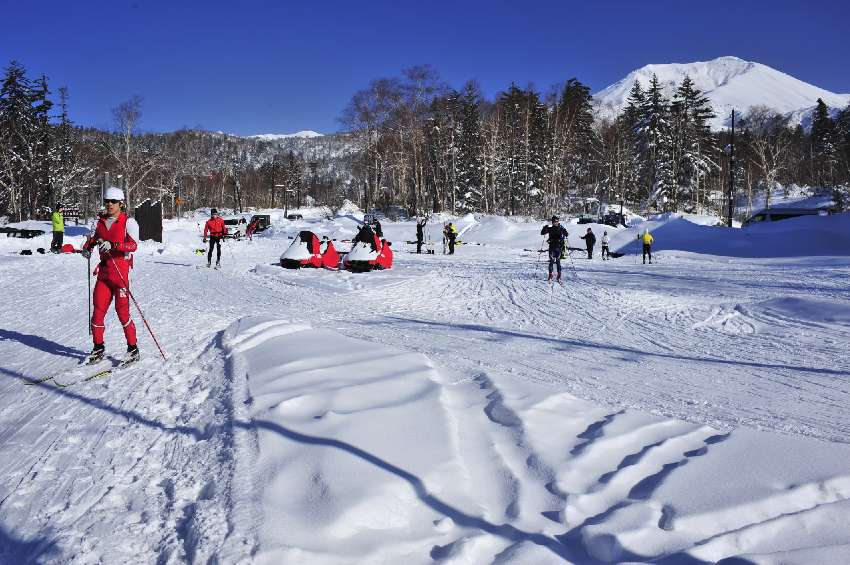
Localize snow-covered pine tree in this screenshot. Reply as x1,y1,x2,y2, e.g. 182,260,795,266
0,61,39,220
612,81,645,204
621,81,645,133
455,81,484,213
425,91,458,212
635,74,676,211
31,75,53,216
671,75,717,212
553,78,597,212
832,102,850,209
811,98,838,188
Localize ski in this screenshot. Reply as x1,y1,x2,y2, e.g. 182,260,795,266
24,358,112,386
53,357,137,387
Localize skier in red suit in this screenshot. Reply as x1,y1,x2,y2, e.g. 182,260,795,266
202,208,228,268
81,186,140,364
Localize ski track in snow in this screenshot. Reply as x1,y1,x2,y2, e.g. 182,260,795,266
1,222,850,563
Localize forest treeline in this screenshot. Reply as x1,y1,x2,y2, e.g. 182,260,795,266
2,60,849,222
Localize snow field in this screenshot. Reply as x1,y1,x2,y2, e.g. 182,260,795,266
1,209,850,563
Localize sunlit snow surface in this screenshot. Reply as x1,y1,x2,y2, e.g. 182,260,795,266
1,210,849,563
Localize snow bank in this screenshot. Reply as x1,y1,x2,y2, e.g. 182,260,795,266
612,213,850,258
222,316,472,563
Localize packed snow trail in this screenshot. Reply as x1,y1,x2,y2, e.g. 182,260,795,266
1,213,850,563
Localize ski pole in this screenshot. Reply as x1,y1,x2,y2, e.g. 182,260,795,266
108,255,167,360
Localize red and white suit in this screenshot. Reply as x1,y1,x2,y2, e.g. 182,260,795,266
84,212,139,346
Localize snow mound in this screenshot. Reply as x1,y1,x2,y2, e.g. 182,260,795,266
614,213,850,258
222,316,471,563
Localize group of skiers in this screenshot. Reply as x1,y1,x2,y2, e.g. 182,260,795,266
413,218,458,254
78,198,654,363
540,215,654,281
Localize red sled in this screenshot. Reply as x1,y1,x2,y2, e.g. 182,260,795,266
344,224,393,272
280,230,339,269
61,243,77,253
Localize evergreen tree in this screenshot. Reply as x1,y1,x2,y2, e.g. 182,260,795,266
31,74,53,214
635,74,676,210
621,81,645,132
811,98,837,187
455,81,484,212
611,81,645,203
0,61,40,220
671,75,717,211
494,84,547,214
557,78,598,195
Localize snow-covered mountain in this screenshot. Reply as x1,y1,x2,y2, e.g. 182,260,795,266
593,56,850,130
248,130,324,140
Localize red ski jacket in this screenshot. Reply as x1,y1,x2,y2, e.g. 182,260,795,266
204,217,228,237
84,212,138,281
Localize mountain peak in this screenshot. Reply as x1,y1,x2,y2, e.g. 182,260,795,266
593,57,849,130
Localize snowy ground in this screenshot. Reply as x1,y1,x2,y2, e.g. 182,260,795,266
1,210,850,564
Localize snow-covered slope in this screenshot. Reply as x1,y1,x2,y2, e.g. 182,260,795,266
594,56,850,130
248,130,323,140
2,210,850,563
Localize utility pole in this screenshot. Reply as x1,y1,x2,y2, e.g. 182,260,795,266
727,109,735,227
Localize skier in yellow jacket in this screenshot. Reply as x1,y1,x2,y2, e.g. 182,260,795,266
50,204,65,253
638,230,654,264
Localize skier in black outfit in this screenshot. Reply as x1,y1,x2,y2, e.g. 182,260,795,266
580,227,596,259
443,223,458,254
416,217,428,253
372,219,383,238
540,215,568,282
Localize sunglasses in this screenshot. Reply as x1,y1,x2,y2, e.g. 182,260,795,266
104,199,121,205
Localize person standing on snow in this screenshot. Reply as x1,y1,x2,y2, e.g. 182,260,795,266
80,187,139,364
541,215,568,282
203,208,228,268
601,231,610,260
50,203,65,253
443,222,458,254
372,218,383,238
416,217,428,254
246,218,259,241
639,229,654,264
580,227,596,259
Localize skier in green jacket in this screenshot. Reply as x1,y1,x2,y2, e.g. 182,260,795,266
50,204,65,253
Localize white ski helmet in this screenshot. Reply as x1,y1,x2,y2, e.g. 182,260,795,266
104,186,125,201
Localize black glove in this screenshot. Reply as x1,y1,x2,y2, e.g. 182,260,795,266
81,248,91,259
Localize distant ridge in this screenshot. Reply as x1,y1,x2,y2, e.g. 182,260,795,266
593,56,850,130
249,130,324,140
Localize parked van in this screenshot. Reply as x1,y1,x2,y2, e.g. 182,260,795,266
743,207,829,226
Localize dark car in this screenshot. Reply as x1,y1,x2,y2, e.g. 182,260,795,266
249,214,271,232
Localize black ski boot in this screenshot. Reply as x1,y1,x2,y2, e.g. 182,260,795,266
123,344,140,366
87,343,106,365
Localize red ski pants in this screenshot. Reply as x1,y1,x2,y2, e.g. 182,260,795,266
91,277,137,346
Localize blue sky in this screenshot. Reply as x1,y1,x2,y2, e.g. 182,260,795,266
2,0,848,135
